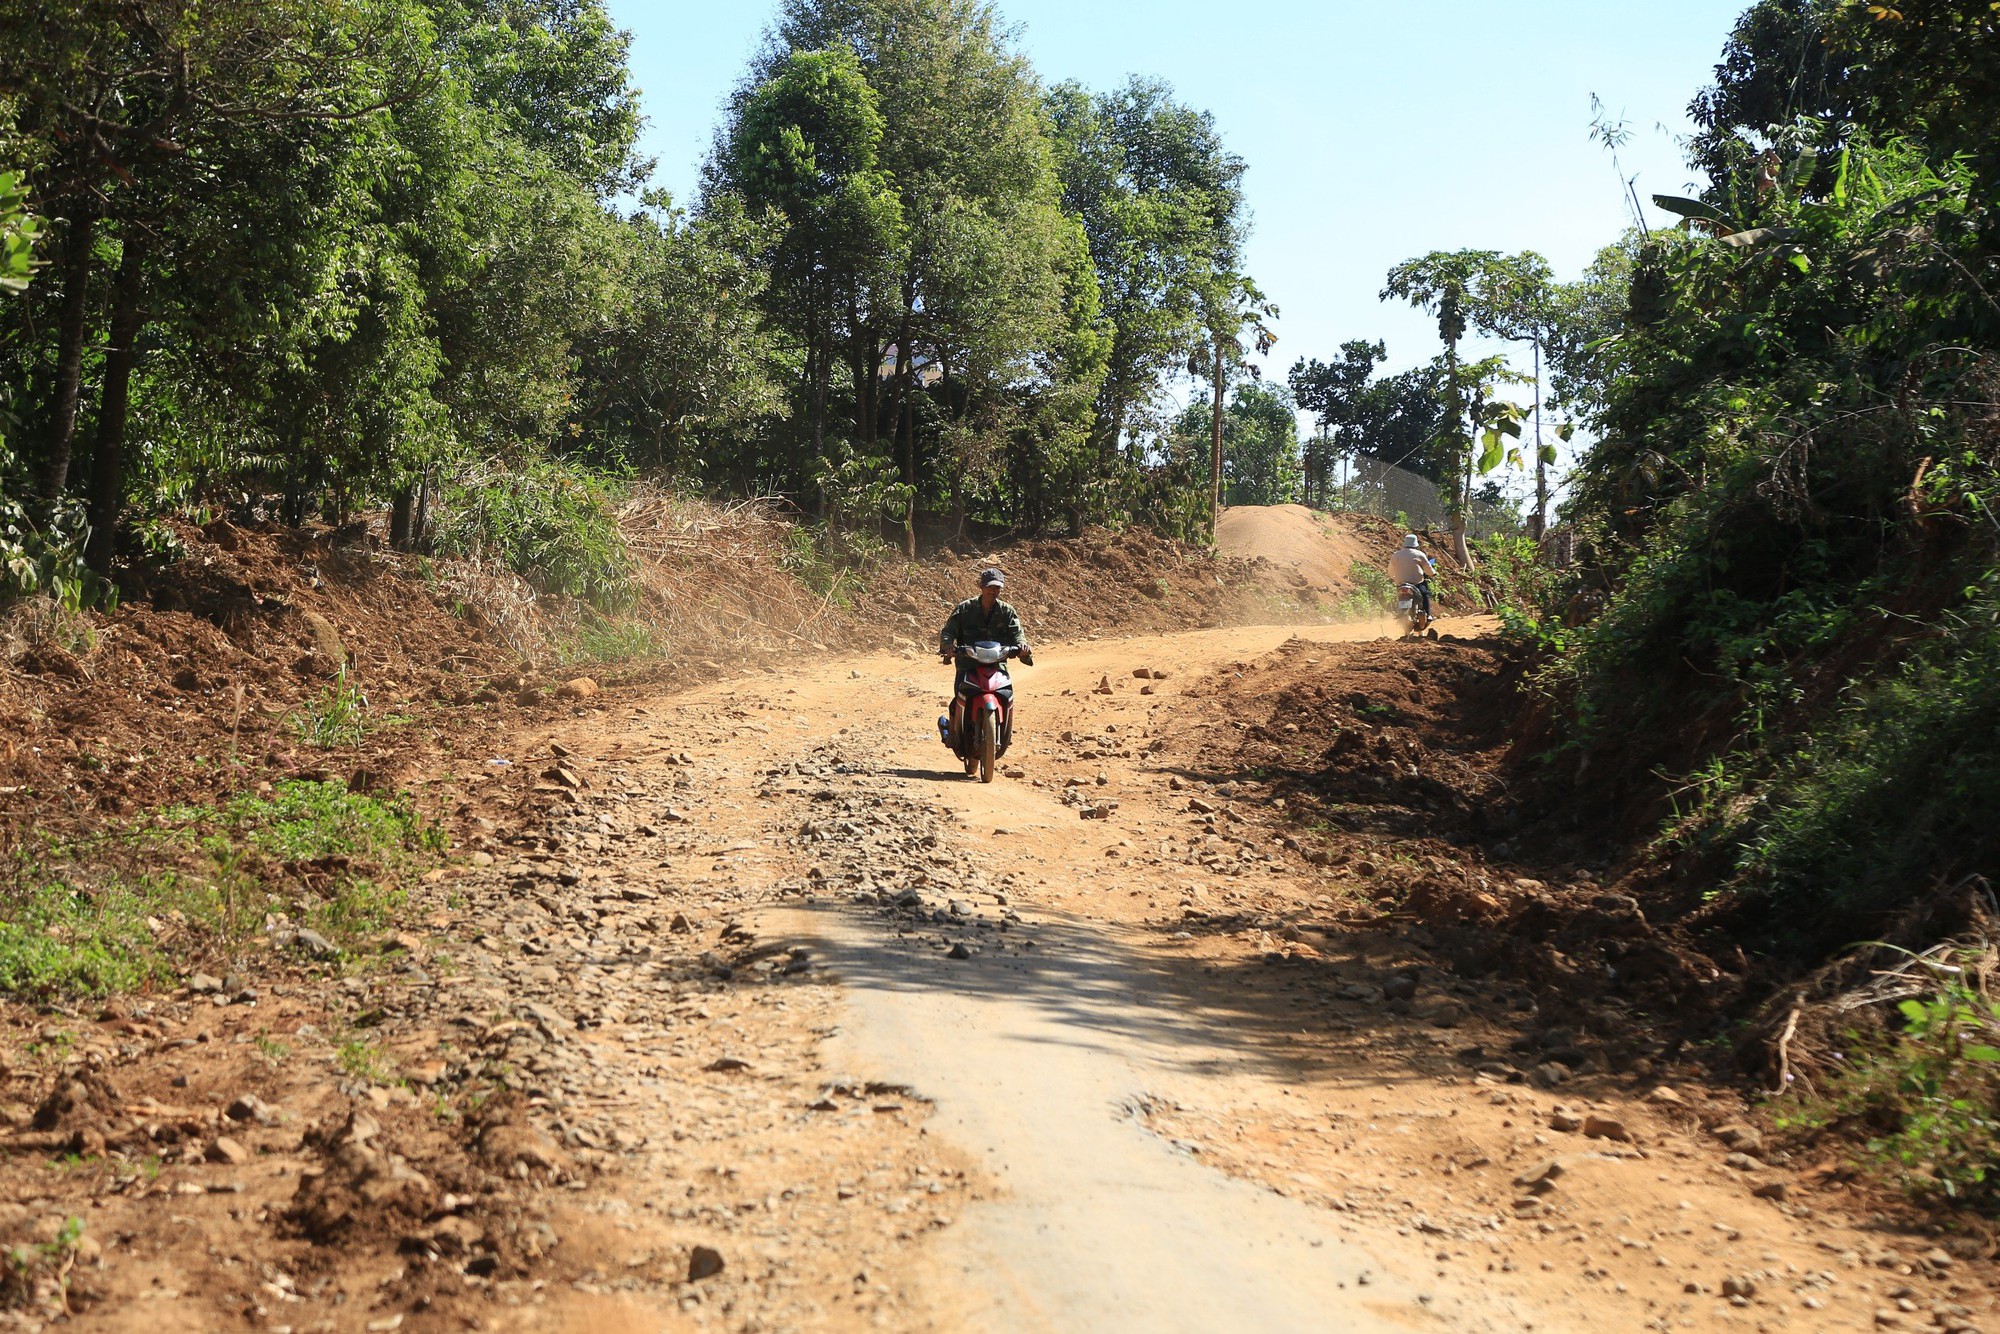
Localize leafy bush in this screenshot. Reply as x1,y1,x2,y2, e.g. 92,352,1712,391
0,445,106,613
1539,129,2000,950
434,460,639,613
1781,959,2000,1210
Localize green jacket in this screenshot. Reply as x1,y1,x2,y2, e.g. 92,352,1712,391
940,596,1027,655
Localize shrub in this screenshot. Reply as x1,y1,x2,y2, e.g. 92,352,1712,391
1780,957,2000,1210
434,459,639,612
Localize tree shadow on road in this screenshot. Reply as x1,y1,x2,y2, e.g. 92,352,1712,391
757,898,1501,1095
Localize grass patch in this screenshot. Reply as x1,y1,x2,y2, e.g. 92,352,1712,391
287,669,371,748
434,459,639,613
779,522,876,610
0,859,205,998
556,612,667,666
0,781,442,1001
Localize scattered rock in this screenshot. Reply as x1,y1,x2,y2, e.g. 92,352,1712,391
1712,1122,1764,1155
688,1245,725,1281
1548,1110,1582,1133
1528,1062,1570,1090
227,1094,278,1125
188,973,225,995
1721,1275,1756,1299
946,942,972,960
206,1136,250,1166
1581,1115,1631,1142
705,1057,752,1073
1751,1180,1789,1201
1382,973,1420,1002
1723,1152,1760,1172
1512,1158,1563,1189
555,677,600,701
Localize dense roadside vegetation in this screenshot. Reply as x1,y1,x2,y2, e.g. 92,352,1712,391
1513,1,2000,1209
0,0,1277,612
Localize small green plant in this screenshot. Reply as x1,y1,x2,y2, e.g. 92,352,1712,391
0,1215,84,1313
1780,953,2000,1209
337,1038,393,1084
254,1034,292,1066
288,668,370,748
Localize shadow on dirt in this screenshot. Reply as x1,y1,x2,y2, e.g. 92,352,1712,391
754,898,1533,1093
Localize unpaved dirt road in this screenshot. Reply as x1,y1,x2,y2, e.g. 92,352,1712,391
446,617,1984,1334
28,619,1992,1332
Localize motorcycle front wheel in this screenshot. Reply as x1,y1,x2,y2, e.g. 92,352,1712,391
979,712,998,784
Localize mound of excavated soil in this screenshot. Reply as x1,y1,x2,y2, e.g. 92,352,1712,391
1169,634,1730,1034
853,524,1331,648
1214,506,1386,593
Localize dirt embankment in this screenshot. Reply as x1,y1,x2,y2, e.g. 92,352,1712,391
1176,635,1732,1045
0,507,1329,837
1213,504,1475,612
0,505,1337,1329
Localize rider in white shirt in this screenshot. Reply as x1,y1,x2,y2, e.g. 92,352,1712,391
1388,534,1437,619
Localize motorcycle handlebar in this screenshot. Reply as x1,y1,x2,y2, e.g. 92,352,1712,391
946,645,1032,663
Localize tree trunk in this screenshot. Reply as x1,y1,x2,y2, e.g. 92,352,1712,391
1444,336,1473,568
415,468,433,552
39,209,98,498
1209,341,1225,539
1531,336,1548,542
84,236,145,574
891,287,916,559
390,489,416,550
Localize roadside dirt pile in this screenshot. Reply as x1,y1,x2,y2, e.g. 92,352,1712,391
1173,634,1753,1059
0,518,551,831
1215,503,1378,592
1214,503,1476,612
848,521,1334,645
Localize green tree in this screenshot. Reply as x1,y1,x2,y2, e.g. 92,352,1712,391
722,44,902,467
714,0,1110,543
1382,249,1503,562
1046,76,1247,464
1173,381,1299,507
1468,250,1563,537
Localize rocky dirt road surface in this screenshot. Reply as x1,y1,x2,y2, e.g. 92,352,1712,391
6,619,1993,1333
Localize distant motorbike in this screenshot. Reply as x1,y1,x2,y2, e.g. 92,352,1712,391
1397,582,1433,636
936,641,1026,783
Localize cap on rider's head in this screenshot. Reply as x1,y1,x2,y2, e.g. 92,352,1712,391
1404,534,1421,548
978,567,1005,589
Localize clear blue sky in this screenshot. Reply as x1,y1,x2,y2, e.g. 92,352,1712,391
604,0,1748,496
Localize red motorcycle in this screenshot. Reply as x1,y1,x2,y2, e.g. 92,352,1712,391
937,642,1027,783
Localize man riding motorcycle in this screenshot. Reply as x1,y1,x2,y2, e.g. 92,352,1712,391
1389,534,1437,621
938,567,1033,745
